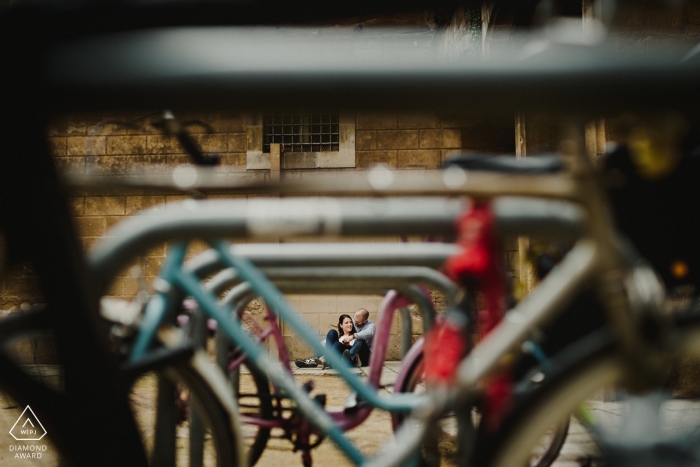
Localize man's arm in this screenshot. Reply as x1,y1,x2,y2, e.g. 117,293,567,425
355,321,375,341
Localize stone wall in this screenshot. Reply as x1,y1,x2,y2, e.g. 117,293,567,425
1,110,469,361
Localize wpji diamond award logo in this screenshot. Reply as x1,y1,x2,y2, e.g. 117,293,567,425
8,406,48,459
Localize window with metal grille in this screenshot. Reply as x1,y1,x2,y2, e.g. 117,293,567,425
263,112,340,153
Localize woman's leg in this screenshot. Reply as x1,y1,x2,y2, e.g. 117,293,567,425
324,330,340,355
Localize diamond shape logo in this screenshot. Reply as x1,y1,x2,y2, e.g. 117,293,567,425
9,406,47,441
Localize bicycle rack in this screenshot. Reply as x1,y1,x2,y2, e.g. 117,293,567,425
91,196,584,295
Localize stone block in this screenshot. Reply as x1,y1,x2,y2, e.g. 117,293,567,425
167,154,191,166
185,240,210,257
398,113,438,129
344,295,383,317
419,129,442,149
220,113,247,133
355,131,377,150
86,155,128,175
165,194,191,203
442,129,462,148
85,196,126,216
142,256,164,276
227,133,247,152
299,314,321,335
318,313,339,334
194,134,227,153
34,337,60,364
105,136,129,155
105,277,124,296
2,277,41,300
146,135,184,155
7,338,35,364
389,310,401,334
376,130,420,150
65,121,88,136
385,334,402,360
440,117,472,129
397,150,441,169
356,113,398,130
122,276,141,297
356,151,398,169
69,197,85,216
297,295,338,315
54,157,85,174
67,136,105,156
129,135,148,155
283,336,314,361
105,216,122,230
217,153,247,171
48,137,67,156
124,155,169,174
74,217,107,237
81,237,102,253
125,196,166,215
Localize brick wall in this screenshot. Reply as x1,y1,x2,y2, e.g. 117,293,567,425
1,111,467,361
354,112,462,169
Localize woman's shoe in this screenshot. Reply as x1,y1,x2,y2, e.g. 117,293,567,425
294,358,318,368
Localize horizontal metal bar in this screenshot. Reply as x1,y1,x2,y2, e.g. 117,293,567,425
89,197,464,293
43,27,700,114
90,196,585,294
67,169,578,200
185,242,460,277
258,266,458,303
494,196,585,240
204,264,457,304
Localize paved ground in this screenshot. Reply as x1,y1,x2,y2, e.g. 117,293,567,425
2,363,700,466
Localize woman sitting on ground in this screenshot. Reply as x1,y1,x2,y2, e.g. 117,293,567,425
295,314,358,369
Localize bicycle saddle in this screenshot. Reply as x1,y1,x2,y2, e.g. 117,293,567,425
443,154,564,173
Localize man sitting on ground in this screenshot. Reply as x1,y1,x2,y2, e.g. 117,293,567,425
295,308,376,368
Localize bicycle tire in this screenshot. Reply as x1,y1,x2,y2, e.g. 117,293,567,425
473,329,625,467
229,358,273,466
472,369,570,467
394,350,569,467
130,348,246,467
0,311,245,467
392,350,460,467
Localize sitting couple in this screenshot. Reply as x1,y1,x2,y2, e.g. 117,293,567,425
295,308,375,369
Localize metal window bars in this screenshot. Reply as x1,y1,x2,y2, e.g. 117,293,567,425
263,111,340,153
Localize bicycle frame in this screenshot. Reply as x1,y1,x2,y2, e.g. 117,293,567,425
130,240,432,464
89,193,585,465
218,288,426,430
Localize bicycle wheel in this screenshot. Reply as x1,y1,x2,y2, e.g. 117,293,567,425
0,307,244,467
392,351,460,467
129,349,245,467
394,350,569,467
472,325,700,467
228,358,273,466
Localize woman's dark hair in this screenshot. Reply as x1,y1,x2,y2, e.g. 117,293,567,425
337,314,356,336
